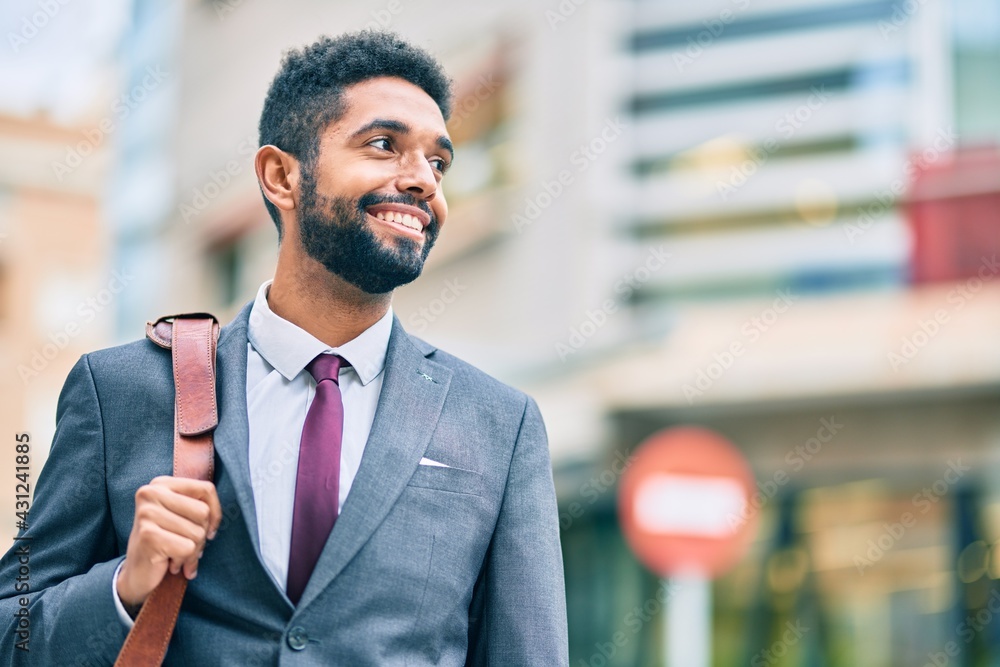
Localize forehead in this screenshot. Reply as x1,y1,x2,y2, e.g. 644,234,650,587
332,76,448,138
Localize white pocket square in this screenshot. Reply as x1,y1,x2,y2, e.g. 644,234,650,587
418,457,452,468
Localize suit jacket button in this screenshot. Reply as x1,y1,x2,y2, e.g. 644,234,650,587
287,626,309,651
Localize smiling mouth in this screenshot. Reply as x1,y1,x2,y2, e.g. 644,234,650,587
371,210,423,233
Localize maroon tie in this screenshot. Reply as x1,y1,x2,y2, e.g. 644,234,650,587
287,353,347,605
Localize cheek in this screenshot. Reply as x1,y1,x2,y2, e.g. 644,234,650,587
316,158,395,197
432,195,447,227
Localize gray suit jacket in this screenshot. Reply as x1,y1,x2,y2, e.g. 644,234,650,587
0,302,568,665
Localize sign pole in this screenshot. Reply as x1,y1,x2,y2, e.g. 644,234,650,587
665,572,710,667
616,427,759,667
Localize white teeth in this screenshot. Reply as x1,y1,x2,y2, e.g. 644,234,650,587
371,210,422,232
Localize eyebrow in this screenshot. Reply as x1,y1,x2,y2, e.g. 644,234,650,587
436,135,454,161
351,118,454,161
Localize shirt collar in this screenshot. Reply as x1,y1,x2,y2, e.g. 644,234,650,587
247,280,393,385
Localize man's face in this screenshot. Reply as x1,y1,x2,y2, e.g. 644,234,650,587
296,76,452,295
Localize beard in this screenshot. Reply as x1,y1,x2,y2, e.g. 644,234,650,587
297,170,440,295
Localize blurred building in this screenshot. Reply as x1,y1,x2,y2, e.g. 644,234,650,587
7,0,1000,664
537,1,1000,665
156,0,1000,665
0,112,114,544
0,0,167,543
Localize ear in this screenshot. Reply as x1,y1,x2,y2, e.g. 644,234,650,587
255,145,300,217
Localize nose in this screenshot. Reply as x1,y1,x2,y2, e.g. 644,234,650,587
396,154,438,202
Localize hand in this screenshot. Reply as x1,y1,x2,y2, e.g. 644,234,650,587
116,476,222,610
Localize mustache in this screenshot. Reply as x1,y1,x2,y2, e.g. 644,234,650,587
357,192,436,226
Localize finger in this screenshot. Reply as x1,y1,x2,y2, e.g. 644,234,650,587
178,536,205,581
199,484,222,538
138,505,209,552
150,478,222,538
182,557,200,580
138,523,200,566
168,556,200,578
178,541,204,580
136,485,214,581
143,481,213,528
141,489,212,538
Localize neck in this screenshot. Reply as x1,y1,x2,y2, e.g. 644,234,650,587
268,243,392,348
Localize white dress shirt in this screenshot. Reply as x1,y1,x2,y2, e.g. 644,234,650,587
115,280,393,626
246,279,392,589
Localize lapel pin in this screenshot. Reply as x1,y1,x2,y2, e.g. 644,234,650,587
419,372,434,382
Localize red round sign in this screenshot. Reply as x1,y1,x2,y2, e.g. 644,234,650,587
617,426,758,579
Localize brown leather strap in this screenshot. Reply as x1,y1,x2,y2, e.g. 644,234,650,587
115,315,219,667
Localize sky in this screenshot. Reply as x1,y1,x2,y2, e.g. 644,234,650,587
0,0,130,123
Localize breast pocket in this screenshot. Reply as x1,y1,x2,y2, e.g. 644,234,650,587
406,464,485,497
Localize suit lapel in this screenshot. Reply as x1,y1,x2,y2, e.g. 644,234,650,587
211,304,269,566
297,315,452,609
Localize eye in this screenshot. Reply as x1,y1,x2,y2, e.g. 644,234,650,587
368,137,392,151
429,156,450,173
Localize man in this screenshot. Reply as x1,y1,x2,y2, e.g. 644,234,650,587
0,31,568,665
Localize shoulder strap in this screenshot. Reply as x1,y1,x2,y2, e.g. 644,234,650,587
115,314,220,667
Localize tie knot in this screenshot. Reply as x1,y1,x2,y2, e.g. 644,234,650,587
307,354,347,384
